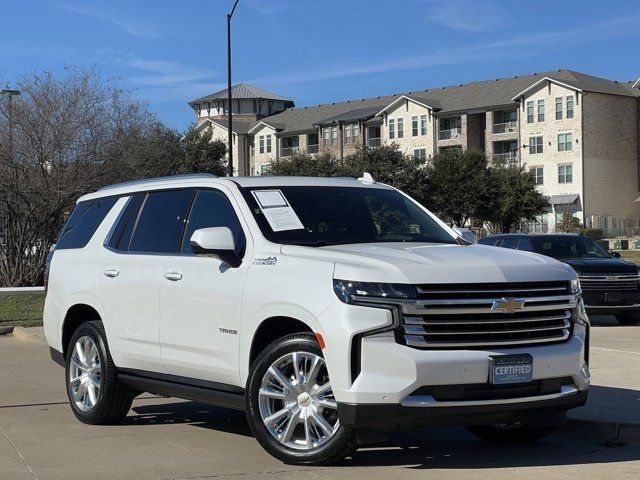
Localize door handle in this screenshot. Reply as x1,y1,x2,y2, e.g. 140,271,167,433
103,269,119,278
164,272,183,282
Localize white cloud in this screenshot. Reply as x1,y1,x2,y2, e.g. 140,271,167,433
421,0,508,31
245,0,289,15
53,2,162,37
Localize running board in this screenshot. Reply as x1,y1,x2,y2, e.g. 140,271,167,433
118,370,245,411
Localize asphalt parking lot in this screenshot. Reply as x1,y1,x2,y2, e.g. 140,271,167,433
0,317,638,480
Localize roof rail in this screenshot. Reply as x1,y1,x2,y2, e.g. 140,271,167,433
98,173,218,192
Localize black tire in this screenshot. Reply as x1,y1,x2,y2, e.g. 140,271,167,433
467,423,557,444
65,320,135,424
245,333,357,465
615,314,640,326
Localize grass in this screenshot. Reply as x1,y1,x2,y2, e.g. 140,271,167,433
0,292,45,328
620,250,640,264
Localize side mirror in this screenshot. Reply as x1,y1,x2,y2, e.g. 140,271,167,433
610,251,621,258
190,227,242,268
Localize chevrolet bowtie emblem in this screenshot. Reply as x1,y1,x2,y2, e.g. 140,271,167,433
607,275,619,281
491,298,525,313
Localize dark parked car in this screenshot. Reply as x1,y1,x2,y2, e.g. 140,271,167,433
479,233,640,325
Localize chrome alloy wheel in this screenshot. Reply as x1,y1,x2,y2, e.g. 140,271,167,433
69,336,101,412
258,352,339,450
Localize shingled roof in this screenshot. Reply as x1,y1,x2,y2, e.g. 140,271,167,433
189,83,294,109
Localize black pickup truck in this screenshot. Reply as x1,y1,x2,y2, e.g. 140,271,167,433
479,233,640,325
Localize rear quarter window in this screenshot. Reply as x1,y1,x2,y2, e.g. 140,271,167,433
56,197,118,250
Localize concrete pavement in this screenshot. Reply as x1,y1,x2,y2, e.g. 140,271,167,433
0,321,638,480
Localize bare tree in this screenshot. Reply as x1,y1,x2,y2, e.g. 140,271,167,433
0,68,174,286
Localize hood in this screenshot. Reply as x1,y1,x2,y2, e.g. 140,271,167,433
560,257,638,274
280,242,575,284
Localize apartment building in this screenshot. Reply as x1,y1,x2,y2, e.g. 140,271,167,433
189,69,640,232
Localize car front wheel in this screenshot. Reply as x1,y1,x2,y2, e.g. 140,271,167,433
245,333,356,465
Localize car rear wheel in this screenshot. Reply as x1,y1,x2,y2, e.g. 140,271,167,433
467,422,557,444
245,333,356,465
65,321,135,424
615,314,640,326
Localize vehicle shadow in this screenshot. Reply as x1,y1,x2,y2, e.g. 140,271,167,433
124,384,640,469
589,315,637,327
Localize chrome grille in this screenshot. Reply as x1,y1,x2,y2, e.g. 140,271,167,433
399,281,575,349
578,273,639,291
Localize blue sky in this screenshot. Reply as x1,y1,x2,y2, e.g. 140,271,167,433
1,0,639,131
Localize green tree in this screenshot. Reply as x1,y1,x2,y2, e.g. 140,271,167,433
486,164,548,233
427,150,491,227
269,152,339,177
341,145,431,206
180,126,227,176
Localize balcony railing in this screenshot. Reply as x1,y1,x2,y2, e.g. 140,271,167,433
492,121,518,134
438,128,462,140
307,144,319,154
280,146,299,157
367,138,381,147
492,152,520,164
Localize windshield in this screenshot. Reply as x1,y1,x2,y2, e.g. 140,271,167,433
531,236,610,259
240,186,457,246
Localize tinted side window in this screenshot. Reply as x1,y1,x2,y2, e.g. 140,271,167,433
129,189,194,253
57,198,117,249
181,189,246,256
501,237,519,249
107,194,145,251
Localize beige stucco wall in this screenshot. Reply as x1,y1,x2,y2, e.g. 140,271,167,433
204,122,244,175
381,99,435,158
250,124,277,175
583,92,640,222
519,82,584,224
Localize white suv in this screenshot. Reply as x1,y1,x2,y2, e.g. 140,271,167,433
44,174,590,465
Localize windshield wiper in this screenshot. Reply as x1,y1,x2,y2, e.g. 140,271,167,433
289,240,331,247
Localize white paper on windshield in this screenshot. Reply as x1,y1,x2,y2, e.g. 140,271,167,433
252,190,304,232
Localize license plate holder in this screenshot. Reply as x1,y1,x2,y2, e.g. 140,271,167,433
490,354,533,385
605,292,622,304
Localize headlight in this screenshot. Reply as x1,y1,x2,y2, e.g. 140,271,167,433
333,279,416,304
570,277,581,294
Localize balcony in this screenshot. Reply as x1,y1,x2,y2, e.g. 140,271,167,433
438,128,462,140
367,138,381,147
492,121,518,134
492,152,520,165
280,146,299,157
307,144,319,154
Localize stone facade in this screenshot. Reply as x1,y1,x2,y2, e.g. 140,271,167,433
381,99,435,158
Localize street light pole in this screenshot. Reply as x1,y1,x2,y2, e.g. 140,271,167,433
1,89,21,165
226,0,240,177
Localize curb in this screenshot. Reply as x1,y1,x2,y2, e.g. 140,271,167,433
566,418,640,445
0,326,15,336
11,326,47,344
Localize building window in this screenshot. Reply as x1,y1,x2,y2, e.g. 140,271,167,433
353,124,360,143
529,136,543,154
323,128,330,146
388,119,395,139
527,101,534,123
555,97,563,120
558,132,573,151
397,118,404,139
259,136,265,154
531,166,544,185
420,114,427,135
414,149,427,160
266,134,272,153
566,96,574,119
412,116,418,136
344,125,352,144
260,163,270,176
558,164,573,183
250,141,255,158
537,99,545,122
331,126,338,145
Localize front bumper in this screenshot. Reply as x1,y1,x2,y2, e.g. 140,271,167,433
583,289,640,315
338,387,588,428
